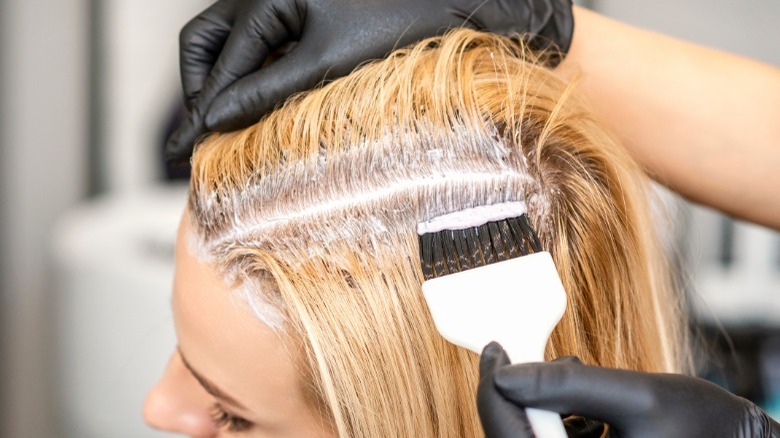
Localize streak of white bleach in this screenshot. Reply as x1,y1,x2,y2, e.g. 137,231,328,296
237,278,286,331
416,201,528,235
185,227,216,263
206,169,526,247
186,228,288,331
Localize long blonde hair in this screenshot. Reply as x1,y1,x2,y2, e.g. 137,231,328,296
188,29,686,437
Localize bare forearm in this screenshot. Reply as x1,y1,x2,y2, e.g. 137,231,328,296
559,7,780,229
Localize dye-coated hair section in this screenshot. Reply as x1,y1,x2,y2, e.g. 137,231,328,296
188,29,687,437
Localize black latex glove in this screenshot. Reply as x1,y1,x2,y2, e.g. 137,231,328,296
478,342,536,437
478,342,605,438
166,0,574,161
479,342,780,438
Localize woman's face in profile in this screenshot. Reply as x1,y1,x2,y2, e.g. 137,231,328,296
143,210,335,437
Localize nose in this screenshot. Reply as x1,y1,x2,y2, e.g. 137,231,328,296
144,352,219,437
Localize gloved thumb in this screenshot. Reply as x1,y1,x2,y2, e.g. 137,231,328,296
478,342,535,438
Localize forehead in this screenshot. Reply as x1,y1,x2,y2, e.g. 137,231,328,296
172,210,308,427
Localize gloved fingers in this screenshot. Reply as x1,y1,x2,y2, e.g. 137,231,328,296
478,342,535,438
203,43,329,131
494,357,654,426
522,0,573,59
165,106,208,162
179,0,237,110
194,0,305,122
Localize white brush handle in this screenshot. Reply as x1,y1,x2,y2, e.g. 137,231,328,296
421,252,568,438
526,409,566,438
501,347,567,438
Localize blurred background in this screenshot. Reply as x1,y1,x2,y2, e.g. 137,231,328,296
0,0,778,436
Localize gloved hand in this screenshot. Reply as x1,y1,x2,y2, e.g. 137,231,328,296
478,341,535,437
166,0,574,161
478,342,605,438
478,341,780,438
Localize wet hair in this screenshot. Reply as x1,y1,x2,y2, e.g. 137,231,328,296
188,29,687,437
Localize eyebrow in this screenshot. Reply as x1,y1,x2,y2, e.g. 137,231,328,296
177,346,248,410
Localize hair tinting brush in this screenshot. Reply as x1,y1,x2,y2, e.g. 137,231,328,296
417,202,567,438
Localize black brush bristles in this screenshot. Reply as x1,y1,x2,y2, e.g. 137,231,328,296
418,213,543,281
442,231,460,275
477,223,496,266
499,220,519,259
519,214,542,252
420,231,435,279
488,221,508,262
464,227,483,268
452,229,472,273
431,231,448,278
507,216,530,255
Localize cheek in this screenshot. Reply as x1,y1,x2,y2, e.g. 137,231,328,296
143,352,218,436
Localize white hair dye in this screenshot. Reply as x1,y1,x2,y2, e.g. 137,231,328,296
186,228,288,329
236,276,286,330
416,201,528,235
185,227,216,263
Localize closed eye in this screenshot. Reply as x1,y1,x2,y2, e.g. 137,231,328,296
210,402,254,433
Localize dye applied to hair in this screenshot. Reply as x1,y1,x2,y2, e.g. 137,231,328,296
186,29,686,438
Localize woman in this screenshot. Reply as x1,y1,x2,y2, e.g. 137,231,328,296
145,30,685,436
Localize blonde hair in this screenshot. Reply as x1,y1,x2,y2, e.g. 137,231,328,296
188,30,686,437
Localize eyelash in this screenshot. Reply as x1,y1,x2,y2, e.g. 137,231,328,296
210,403,254,433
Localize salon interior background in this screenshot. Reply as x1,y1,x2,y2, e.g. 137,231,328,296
0,0,779,436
